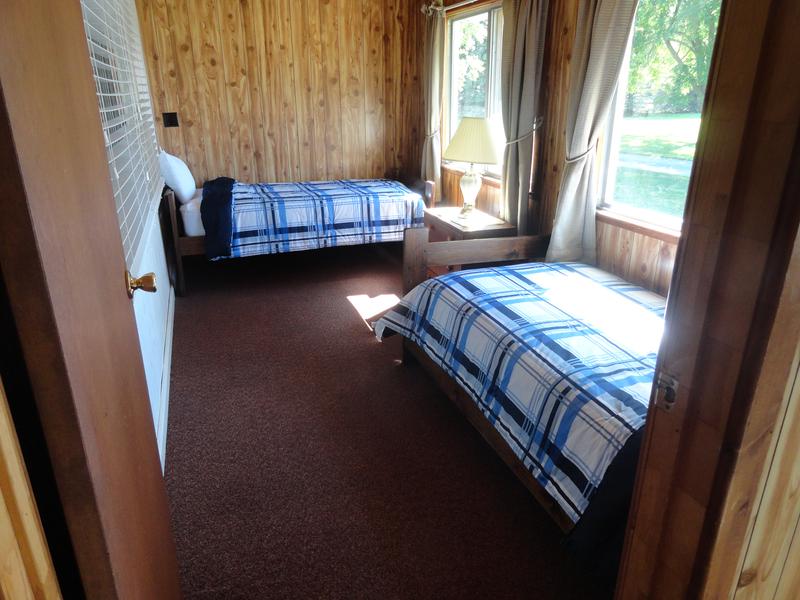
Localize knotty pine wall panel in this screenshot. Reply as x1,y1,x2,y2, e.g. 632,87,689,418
535,0,579,235
596,218,677,296
137,0,424,184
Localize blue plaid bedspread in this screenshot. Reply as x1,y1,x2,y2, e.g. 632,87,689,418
223,179,424,259
374,262,665,523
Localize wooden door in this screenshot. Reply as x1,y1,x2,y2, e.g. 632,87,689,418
0,1,181,598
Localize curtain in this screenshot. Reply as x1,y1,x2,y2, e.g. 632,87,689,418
421,2,445,195
501,0,548,235
546,0,638,262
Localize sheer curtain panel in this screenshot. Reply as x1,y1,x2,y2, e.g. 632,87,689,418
501,0,548,235
421,1,445,193
546,0,638,262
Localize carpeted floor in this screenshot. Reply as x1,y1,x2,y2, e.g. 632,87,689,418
166,245,609,599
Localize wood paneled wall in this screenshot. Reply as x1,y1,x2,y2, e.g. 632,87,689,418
596,212,678,296
535,0,579,235
137,0,425,185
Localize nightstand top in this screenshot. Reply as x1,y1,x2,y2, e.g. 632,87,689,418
424,206,516,236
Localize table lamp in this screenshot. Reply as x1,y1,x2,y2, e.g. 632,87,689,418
442,117,501,218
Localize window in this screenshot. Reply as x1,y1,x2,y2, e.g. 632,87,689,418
80,0,162,268
444,4,504,176
600,0,722,229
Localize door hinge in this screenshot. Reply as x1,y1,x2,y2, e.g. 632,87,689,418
654,371,679,412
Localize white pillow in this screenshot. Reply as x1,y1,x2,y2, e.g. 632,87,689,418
159,150,196,204
179,198,205,236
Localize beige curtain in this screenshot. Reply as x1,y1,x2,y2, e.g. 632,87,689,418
546,0,638,262
501,0,548,235
421,2,445,194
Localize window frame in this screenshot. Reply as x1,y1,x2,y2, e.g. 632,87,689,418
442,1,504,180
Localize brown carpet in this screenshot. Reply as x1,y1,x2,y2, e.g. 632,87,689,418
166,245,608,599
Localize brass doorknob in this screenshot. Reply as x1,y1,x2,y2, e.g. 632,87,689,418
126,271,157,298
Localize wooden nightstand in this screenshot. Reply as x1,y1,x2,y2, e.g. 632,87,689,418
424,206,516,241
422,207,517,277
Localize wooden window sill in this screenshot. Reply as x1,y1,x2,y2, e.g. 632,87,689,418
596,208,681,244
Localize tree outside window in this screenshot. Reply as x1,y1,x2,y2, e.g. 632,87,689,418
603,0,722,226
446,5,504,176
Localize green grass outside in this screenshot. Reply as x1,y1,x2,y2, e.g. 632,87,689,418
612,113,699,218
613,168,690,218
619,113,700,160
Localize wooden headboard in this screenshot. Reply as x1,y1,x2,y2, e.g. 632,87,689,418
402,227,550,293
163,187,204,296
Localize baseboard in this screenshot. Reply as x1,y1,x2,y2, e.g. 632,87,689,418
156,285,175,472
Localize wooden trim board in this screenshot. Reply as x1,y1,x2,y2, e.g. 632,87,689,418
595,209,681,245
0,378,61,599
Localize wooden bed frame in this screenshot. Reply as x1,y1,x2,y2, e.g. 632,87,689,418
398,227,575,532
164,180,437,296
164,188,202,296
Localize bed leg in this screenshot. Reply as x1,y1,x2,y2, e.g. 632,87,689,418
175,254,186,297
425,180,436,207
166,187,187,296
401,340,418,367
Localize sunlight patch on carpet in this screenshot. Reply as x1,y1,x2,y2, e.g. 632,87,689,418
347,293,400,330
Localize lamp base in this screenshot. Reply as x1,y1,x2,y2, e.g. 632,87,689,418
455,204,475,220
458,164,481,219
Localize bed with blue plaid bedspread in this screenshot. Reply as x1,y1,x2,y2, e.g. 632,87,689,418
201,178,425,260
374,262,665,523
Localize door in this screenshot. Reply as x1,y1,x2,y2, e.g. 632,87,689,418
0,1,181,598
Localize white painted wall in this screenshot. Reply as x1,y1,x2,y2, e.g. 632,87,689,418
130,206,174,470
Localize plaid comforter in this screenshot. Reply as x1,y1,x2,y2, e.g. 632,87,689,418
374,262,665,523
225,179,424,258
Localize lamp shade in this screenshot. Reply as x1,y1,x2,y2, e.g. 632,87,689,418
442,117,501,165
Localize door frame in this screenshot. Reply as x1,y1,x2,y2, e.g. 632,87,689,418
616,0,800,595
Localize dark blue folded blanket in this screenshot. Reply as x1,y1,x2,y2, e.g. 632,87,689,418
200,177,235,259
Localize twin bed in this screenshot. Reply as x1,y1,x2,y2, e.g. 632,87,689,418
167,173,663,551
166,177,430,294
374,228,664,554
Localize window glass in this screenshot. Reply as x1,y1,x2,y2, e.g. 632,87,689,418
451,12,488,124
602,0,722,227
446,5,504,175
